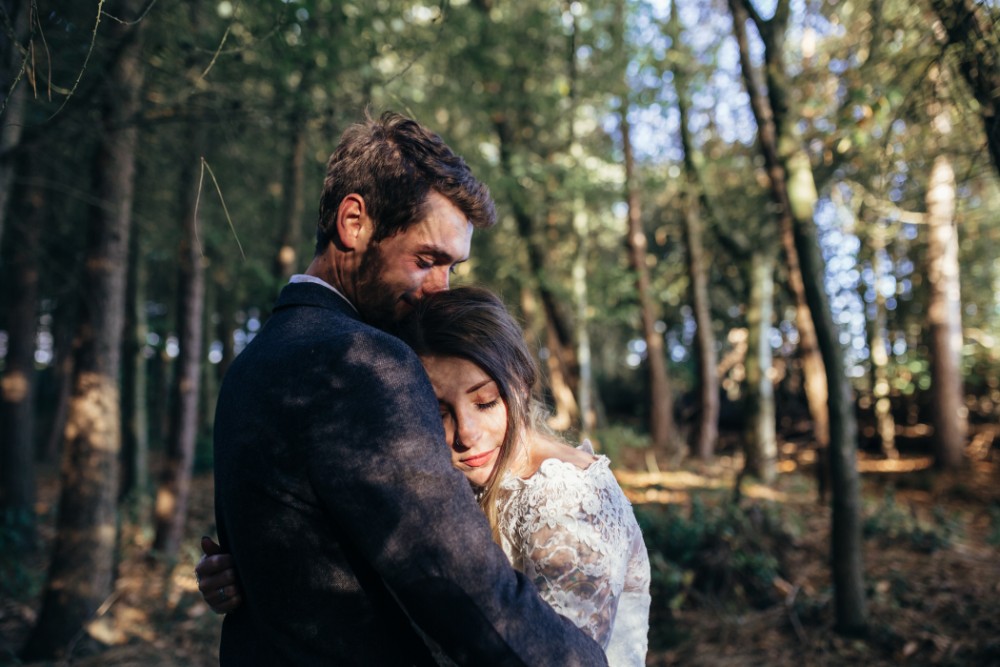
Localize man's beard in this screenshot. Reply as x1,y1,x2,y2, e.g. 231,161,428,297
354,245,410,333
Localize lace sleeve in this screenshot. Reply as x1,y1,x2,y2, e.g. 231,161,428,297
502,460,635,649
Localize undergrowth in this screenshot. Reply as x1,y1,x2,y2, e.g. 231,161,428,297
636,494,793,614
863,487,961,553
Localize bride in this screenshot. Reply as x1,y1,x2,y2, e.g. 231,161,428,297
198,287,650,666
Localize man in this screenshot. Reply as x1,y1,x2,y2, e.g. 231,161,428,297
208,111,607,665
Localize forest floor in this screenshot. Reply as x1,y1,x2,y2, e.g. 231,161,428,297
2,430,999,666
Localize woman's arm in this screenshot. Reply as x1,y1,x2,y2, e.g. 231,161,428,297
507,461,635,648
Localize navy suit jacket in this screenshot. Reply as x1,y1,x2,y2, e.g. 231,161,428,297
213,282,607,665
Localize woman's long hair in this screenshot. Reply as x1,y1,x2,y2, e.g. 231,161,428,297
398,286,538,543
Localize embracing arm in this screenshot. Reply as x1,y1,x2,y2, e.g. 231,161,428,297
293,332,606,666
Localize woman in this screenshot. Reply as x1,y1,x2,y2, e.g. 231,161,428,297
198,287,650,665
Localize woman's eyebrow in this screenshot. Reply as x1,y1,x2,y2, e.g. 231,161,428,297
465,379,495,395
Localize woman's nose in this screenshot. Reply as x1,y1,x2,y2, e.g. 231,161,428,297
455,413,479,450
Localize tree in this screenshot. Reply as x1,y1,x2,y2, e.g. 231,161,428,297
728,0,830,454
744,250,778,483
21,1,146,657
728,0,867,633
667,4,720,461
0,0,30,252
153,140,207,557
925,63,968,470
929,0,1000,177
0,150,42,548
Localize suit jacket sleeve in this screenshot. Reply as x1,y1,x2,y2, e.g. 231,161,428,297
300,328,608,666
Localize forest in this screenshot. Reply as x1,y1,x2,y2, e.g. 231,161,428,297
0,0,998,664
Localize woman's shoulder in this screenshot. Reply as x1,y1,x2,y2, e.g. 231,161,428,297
505,438,618,491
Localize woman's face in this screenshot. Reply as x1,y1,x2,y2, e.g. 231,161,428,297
420,355,509,487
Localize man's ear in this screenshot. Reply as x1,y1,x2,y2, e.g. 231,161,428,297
335,194,372,250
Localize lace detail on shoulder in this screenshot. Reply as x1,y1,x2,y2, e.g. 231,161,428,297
497,444,650,659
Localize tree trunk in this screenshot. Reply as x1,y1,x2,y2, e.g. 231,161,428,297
730,0,829,451
0,0,30,252
0,151,41,549
566,9,596,438
494,117,581,428
41,317,76,463
273,113,307,283
929,0,1000,177
153,133,207,557
926,153,967,469
866,228,897,458
571,205,596,437
670,13,720,460
744,251,777,484
621,112,676,459
120,221,150,519
729,0,867,633
20,3,145,658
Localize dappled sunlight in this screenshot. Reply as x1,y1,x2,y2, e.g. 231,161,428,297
857,456,933,473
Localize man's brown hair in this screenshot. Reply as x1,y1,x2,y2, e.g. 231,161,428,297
316,111,496,253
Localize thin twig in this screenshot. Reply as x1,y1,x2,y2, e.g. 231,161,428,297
202,157,246,260
47,0,106,121
101,0,158,26
194,158,206,258
200,0,243,81
0,1,34,119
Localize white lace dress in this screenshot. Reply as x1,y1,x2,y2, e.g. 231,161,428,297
496,442,651,667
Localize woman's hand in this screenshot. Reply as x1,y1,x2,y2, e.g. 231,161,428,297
196,536,243,613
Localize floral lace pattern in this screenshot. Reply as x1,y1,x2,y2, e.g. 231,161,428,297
497,442,650,666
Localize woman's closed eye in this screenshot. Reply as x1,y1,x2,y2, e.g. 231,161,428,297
476,398,500,411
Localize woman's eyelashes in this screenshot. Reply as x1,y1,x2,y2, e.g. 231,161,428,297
476,398,500,411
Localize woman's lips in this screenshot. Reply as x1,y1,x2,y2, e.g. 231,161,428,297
460,449,496,468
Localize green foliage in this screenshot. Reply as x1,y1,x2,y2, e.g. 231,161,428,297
636,495,791,613
863,488,961,553
592,423,648,467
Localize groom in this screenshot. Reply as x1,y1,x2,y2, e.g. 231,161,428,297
210,111,607,665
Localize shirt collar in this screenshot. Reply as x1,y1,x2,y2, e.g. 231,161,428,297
288,274,358,313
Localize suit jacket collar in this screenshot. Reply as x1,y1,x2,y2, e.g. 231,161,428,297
273,281,362,322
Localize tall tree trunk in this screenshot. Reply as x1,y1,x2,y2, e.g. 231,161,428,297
670,6,720,460
566,8,596,437
730,0,829,452
120,221,150,519
571,205,595,436
866,227,897,458
0,0,30,253
494,117,580,428
41,316,76,463
153,133,207,557
929,0,1000,177
925,67,967,469
20,3,145,658
273,113,307,283
0,151,41,549
729,0,867,633
744,251,777,484
621,111,677,459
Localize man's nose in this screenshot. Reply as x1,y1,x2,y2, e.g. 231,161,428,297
424,267,450,294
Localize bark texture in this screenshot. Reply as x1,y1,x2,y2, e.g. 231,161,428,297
729,0,867,633
21,3,145,658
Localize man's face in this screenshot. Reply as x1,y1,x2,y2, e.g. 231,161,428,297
355,191,473,330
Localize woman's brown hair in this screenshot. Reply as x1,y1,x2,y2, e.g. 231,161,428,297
398,286,537,543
